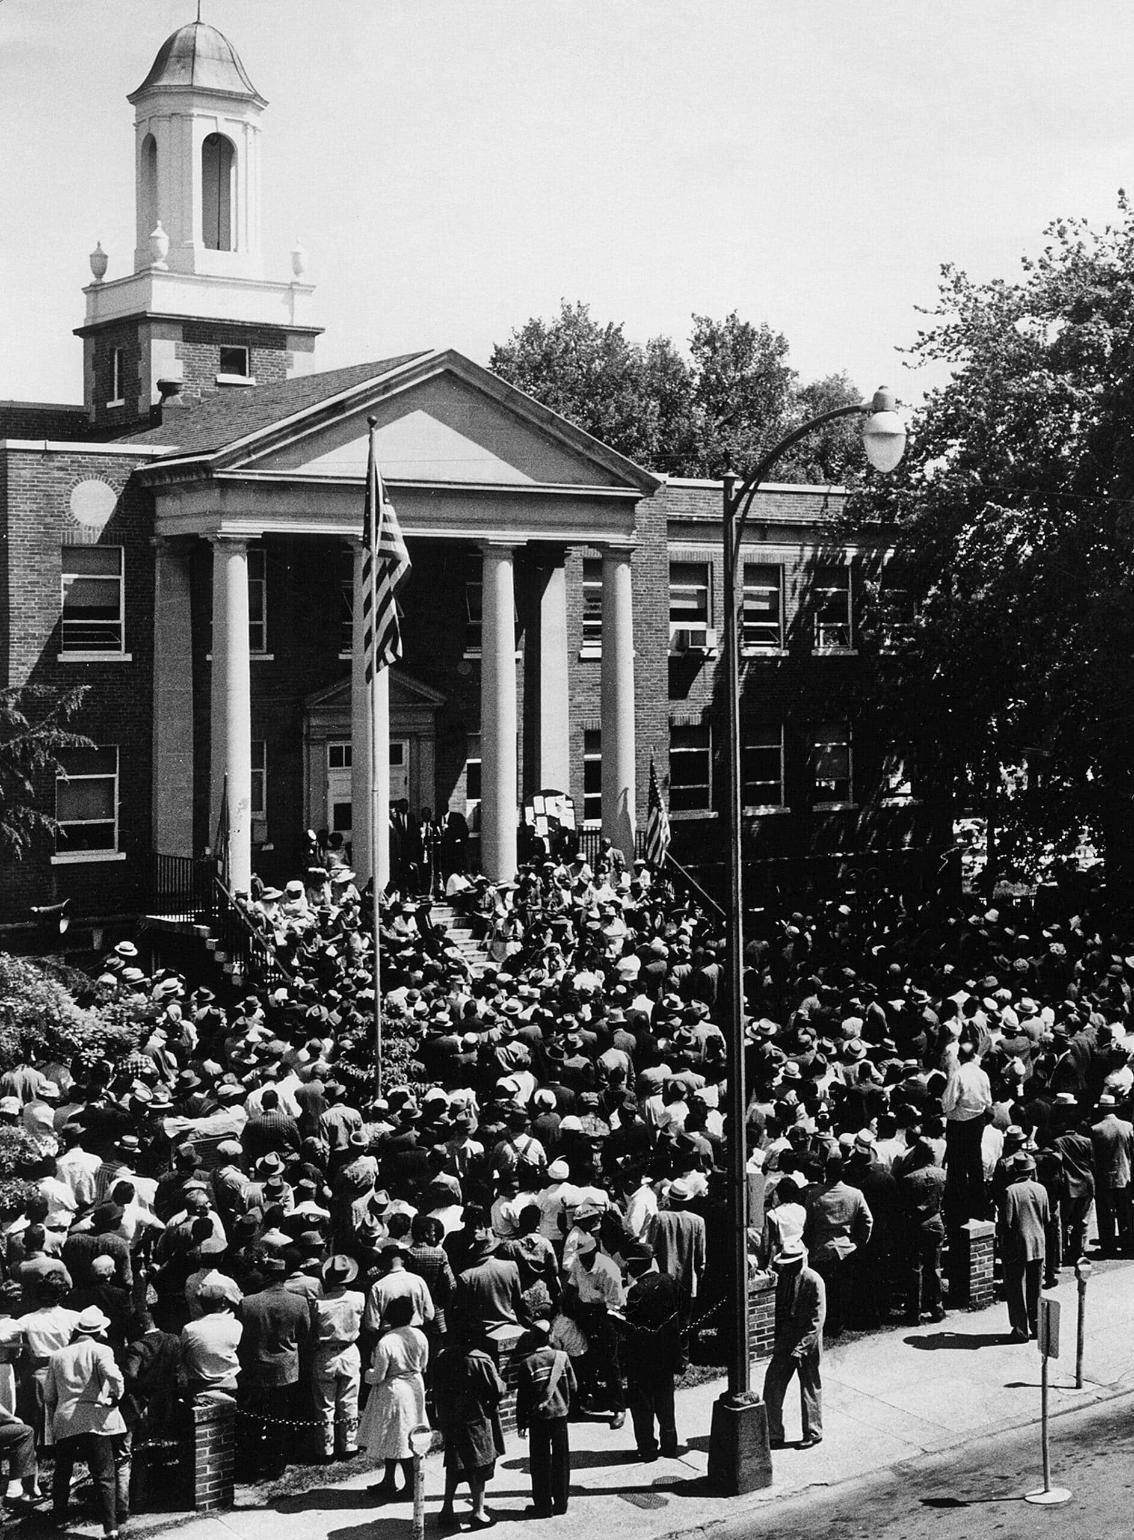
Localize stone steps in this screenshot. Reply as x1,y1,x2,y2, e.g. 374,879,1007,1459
431,901,491,976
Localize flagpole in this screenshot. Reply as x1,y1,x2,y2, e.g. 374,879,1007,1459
367,418,384,1089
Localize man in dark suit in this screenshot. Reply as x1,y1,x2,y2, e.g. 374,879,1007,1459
1090,1094,1133,1256
763,1236,826,1448
237,1255,315,1477
622,1250,683,1460
997,1152,1050,1341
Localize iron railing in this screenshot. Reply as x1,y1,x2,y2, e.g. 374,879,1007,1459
576,827,647,864
148,853,214,921
211,875,295,990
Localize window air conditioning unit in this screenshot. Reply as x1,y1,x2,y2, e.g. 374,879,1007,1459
670,625,710,655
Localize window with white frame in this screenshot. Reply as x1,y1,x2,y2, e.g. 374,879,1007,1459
669,722,712,812
55,747,119,854
464,579,483,655
813,721,853,804
742,563,783,650
218,344,250,378
61,546,124,653
250,741,267,819
340,548,354,655
465,733,482,814
581,559,603,651
742,725,784,808
813,564,852,650
669,561,711,652
583,728,602,822
248,547,267,653
109,347,126,405
878,569,916,650
328,742,353,771
882,749,915,800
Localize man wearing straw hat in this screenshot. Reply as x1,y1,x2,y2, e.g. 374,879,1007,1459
762,1237,826,1450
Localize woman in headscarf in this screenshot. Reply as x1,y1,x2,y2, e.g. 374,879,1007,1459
357,1295,428,1502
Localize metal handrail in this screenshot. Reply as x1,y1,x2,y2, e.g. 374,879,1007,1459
663,852,727,921
211,875,295,990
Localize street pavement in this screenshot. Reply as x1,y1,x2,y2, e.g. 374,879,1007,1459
38,1258,1134,1540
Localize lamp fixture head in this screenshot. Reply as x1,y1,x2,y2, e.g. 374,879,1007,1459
861,386,907,473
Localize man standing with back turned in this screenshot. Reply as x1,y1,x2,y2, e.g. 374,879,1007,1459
763,1236,825,1450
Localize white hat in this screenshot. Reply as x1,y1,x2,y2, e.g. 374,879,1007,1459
74,1306,112,1335
547,1159,570,1181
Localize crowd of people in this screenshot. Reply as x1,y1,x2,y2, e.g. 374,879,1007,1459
0,829,1132,1534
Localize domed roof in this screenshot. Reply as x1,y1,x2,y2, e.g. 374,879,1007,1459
128,21,264,104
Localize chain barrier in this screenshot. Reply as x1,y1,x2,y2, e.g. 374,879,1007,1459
236,1406,358,1430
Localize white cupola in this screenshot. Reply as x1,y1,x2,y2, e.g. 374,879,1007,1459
127,20,267,279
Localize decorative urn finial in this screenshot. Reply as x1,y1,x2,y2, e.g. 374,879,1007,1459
89,242,109,283
149,221,170,270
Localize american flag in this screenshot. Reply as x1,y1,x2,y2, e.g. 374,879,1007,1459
645,754,671,867
362,421,411,680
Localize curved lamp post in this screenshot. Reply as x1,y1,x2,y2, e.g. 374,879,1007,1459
707,388,907,1495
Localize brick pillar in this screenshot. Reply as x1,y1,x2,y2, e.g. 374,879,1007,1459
956,1219,996,1310
193,1393,236,1512
747,1273,777,1364
492,1326,526,1433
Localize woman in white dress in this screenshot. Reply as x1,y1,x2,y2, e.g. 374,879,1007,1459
358,1295,428,1501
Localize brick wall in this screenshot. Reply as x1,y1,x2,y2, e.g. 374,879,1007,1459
178,320,293,401
0,446,156,922
0,401,88,440
192,1393,236,1511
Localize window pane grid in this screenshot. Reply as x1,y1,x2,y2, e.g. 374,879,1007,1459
582,560,603,645
251,741,266,819
61,547,123,653
742,726,783,806
583,728,602,821
669,723,711,812
742,564,782,649
248,548,267,653
814,566,852,648
56,747,118,854
813,722,852,802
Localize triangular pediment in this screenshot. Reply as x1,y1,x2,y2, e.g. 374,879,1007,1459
304,668,446,714
214,350,658,493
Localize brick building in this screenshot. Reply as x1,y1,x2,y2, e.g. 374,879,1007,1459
0,19,944,931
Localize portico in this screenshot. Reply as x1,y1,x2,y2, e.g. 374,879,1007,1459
140,349,658,889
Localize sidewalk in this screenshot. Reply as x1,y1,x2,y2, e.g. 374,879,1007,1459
40,1259,1134,1540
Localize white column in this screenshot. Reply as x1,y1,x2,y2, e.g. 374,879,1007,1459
480,542,518,881
351,542,392,892
537,554,571,792
152,538,194,855
209,536,253,894
601,545,637,858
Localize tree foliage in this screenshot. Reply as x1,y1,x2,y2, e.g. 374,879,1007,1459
852,194,1134,883
0,685,91,858
490,301,865,481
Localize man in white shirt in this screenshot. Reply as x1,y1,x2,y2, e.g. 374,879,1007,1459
942,1041,992,1223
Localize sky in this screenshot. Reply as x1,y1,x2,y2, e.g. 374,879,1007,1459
3,0,1134,411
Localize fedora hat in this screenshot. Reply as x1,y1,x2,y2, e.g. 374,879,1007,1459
74,1306,112,1335
321,1253,359,1285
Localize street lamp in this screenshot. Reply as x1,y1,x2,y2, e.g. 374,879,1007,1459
706,387,907,1495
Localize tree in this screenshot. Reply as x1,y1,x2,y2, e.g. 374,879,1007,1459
489,300,866,480
0,684,90,858
851,194,1134,888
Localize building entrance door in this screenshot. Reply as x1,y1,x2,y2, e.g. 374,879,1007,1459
327,741,353,843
